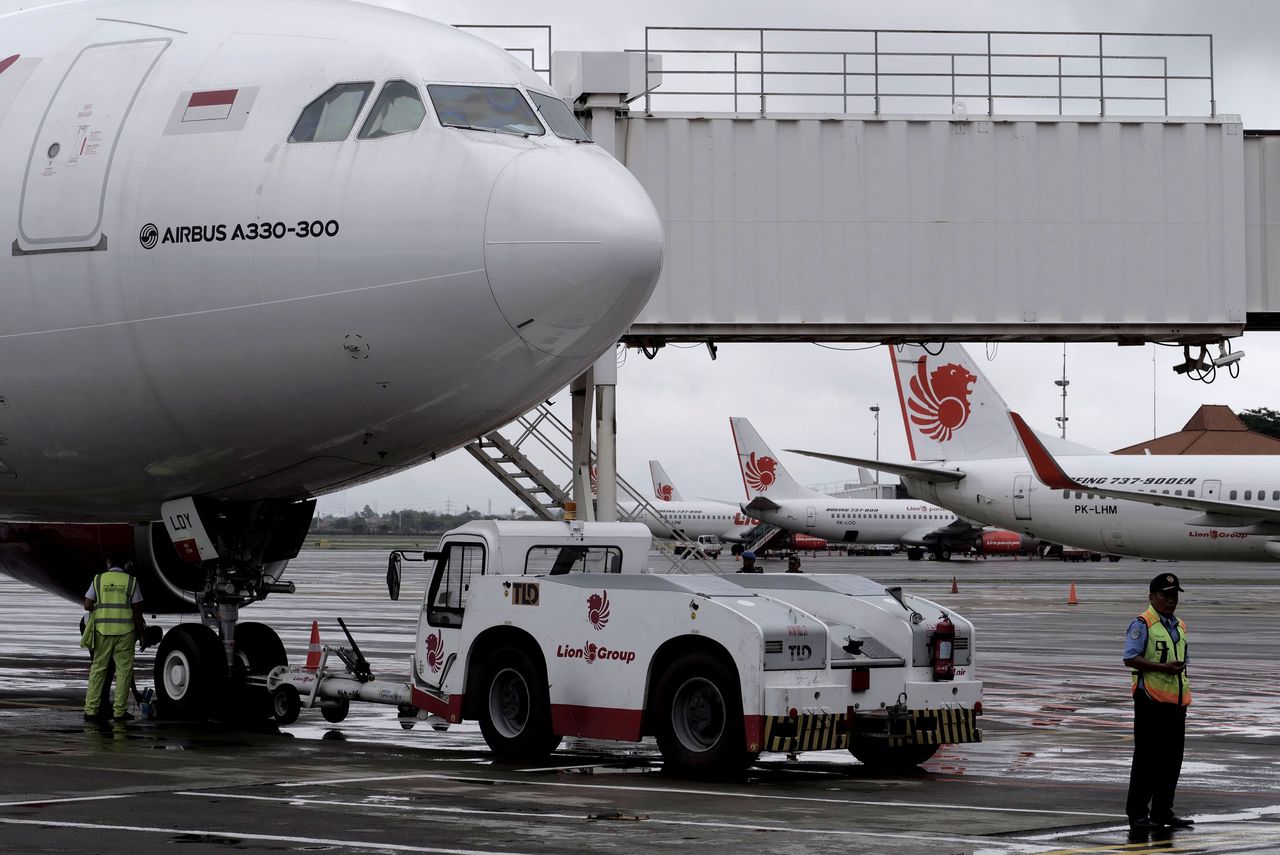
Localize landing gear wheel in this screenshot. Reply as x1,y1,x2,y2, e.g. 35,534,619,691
321,698,350,724
906,548,924,561
270,684,301,725
849,737,939,771
934,549,952,562
154,624,229,721
477,646,560,762
654,652,752,777
233,622,288,720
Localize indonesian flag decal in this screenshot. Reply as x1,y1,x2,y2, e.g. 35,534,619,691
182,88,238,122
0,55,19,76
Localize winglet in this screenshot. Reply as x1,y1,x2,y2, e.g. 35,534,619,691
1009,412,1084,491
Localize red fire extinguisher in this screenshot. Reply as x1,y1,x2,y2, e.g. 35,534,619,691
931,613,955,681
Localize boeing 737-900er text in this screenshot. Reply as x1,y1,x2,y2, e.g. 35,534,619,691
0,0,662,718
730,417,999,560
792,344,1280,562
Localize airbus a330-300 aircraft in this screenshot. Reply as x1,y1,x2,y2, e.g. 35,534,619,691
794,344,1280,562
0,0,662,717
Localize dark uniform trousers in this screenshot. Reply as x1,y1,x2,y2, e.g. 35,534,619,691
1126,688,1187,822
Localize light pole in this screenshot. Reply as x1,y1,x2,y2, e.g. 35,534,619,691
1054,344,1069,439
869,405,880,484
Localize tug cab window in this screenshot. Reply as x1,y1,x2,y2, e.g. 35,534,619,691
289,82,374,143
358,80,426,139
525,545,623,576
529,91,592,142
426,542,484,628
427,84,543,136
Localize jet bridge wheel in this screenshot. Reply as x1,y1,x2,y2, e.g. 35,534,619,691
477,646,561,762
653,652,753,777
232,622,288,720
154,624,228,721
849,737,939,771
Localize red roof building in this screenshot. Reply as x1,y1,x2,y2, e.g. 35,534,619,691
1113,405,1280,455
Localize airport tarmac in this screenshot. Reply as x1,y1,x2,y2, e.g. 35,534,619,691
1,550,1278,854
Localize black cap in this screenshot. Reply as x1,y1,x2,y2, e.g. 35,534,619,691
1149,572,1184,594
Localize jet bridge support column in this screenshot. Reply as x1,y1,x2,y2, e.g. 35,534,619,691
594,351,618,522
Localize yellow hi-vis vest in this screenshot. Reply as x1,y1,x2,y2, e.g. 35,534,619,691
92,570,136,636
1131,605,1190,706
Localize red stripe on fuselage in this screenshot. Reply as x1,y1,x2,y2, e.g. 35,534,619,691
187,88,237,108
0,55,19,76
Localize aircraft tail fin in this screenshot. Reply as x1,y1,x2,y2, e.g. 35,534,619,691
888,344,1098,461
648,460,683,502
729,417,824,500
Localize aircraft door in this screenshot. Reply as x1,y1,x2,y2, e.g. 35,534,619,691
1202,480,1221,500
17,37,169,253
1013,474,1032,520
806,506,817,529
417,540,484,692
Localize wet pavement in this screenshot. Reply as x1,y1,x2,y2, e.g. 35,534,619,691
2,550,1279,854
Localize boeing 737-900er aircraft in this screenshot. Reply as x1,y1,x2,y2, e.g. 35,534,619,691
630,459,757,544
730,417,1002,560
0,0,662,718
792,344,1280,562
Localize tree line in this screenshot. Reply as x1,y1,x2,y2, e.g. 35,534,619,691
310,504,537,535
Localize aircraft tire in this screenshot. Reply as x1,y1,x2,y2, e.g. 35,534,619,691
906,548,924,561
233,622,287,720
477,646,561,762
154,624,228,721
654,652,753,778
849,737,939,771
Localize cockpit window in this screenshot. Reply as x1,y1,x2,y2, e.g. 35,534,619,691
529,91,592,142
289,82,374,143
427,84,544,136
358,80,426,140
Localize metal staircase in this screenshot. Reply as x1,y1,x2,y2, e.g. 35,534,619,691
464,404,722,573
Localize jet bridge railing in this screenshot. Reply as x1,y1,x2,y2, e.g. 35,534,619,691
641,27,1214,118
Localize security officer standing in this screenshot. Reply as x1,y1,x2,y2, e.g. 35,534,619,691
83,556,146,722
1123,572,1193,830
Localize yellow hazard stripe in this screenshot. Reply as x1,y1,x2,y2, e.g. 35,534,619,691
760,713,850,753
888,707,980,746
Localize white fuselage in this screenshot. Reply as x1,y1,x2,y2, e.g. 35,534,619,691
747,498,959,548
906,455,1280,560
0,0,662,521
626,499,757,543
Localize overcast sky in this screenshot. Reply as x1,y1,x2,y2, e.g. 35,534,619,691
306,0,1280,517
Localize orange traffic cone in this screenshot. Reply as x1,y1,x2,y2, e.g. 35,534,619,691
304,620,322,670
1067,583,1079,606
950,576,959,594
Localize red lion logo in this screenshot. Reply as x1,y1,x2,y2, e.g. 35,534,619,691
584,642,598,664
656,483,674,501
425,629,445,673
587,590,610,630
907,357,977,442
744,452,777,492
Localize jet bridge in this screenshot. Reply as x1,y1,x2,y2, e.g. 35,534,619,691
556,28,1277,347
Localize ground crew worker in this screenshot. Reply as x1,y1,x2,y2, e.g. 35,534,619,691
83,557,145,722
1123,572,1193,830
786,554,802,573
737,550,760,573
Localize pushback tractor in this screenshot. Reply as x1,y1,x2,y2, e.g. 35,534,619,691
265,520,983,776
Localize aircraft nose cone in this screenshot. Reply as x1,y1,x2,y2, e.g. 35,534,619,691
485,147,663,358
